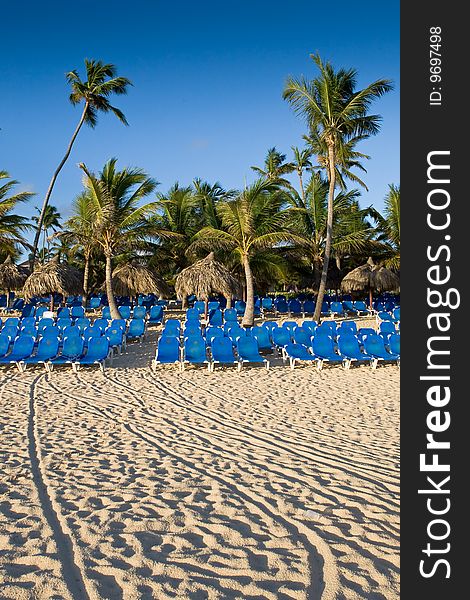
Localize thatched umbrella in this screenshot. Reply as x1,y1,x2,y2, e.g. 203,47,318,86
175,252,241,314
23,257,83,310
0,256,27,308
341,257,400,309
111,263,171,299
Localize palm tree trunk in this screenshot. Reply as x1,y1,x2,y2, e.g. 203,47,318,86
83,254,90,304
241,255,255,327
30,102,89,269
225,295,232,309
298,170,305,202
314,142,336,322
105,253,122,320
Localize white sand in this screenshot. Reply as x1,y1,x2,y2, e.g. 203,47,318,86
0,327,399,599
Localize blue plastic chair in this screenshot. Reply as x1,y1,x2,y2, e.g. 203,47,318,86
4,317,19,329
210,337,238,371
71,306,85,320
302,320,317,335
330,301,345,317
57,307,71,319
379,321,396,335
338,321,358,334
312,336,345,370
88,297,102,311
208,301,220,311
56,318,72,331
0,334,11,358
320,302,331,316
262,321,279,338
293,327,313,347
193,301,206,314
148,305,164,324
234,300,246,316
74,337,110,372
101,306,111,320
105,326,125,355
1,326,18,340
377,311,394,323
163,319,181,336
342,300,358,315
389,333,400,358
225,324,245,345
251,326,272,351
182,336,209,370
237,337,269,371
364,333,400,368
153,336,181,370
74,317,91,332
20,316,37,328
282,321,297,336
223,308,238,323
205,327,224,345
185,308,201,323
34,306,48,320
337,334,374,369
354,300,371,315
261,297,274,312
275,299,289,315
132,306,147,320
21,304,36,318
126,319,146,342
208,309,223,327
49,336,85,371
288,299,302,315
110,318,126,332
272,327,291,351
183,324,202,338
22,336,60,371
0,335,35,372
118,305,132,320
302,300,315,315
282,342,316,370
92,318,109,333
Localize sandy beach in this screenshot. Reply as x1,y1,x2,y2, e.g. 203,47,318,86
0,326,399,600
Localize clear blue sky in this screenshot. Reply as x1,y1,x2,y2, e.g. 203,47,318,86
1,0,399,255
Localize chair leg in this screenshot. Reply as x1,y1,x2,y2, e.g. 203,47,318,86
265,360,270,371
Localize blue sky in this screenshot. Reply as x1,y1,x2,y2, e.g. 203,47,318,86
1,1,399,254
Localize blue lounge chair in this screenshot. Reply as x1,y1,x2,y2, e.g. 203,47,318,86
56,318,72,331
275,299,289,315
312,336,345,370
237,337,269,371
234,300,246,316
251,326,272,351
338,321,358,335
392,307,401,323
354,300,371,316
261,297,274,312
132,306,147,320
48,336,85,371
92,318,109,333
20,304,36,318
105,326,126,355
71,306,85,320
102,306,112,320
87,297,102,311
330,301,345,318
223,308,238,323
0,334,11,358
205,327,224,345
342,300,358,315
193,300,205,314
163,319,181,336
262,321,278,338
364,333,400,368
152,336,181,370
117,305,131,320
148,305,164,324
0,335,35,372
3,317,19,329
208,309,223,327
210,337,238,371
379,321,396,335
73,337,111,372
377,310,394,324
302,300,315,316
302,320,317,335
21,316,36,328
282,342,316,370
289,299,302,316
186,307,201,323
57,307,71,319
126,318,146,342
182,336,209,370
21,336,60,371
272,327,291,352
389,333,400,359
183,324,202,338
337,334,374,369
1,326,18,340
74,317,91,332
293,327,313,347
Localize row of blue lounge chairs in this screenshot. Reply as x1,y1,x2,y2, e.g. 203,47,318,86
152,318,400,371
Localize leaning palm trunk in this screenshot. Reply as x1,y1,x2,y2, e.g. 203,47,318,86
105,254,122,320
31,103,89,269
313,142,336,322
83,253,91,301
241,255,255,327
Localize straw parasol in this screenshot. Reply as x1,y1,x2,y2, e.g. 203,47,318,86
0,256,27,308
23,256,83,310
111,262,171,298
175,252,241,312
341,257,400,309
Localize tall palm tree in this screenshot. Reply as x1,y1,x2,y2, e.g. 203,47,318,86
31,59,132,267
32,204,61,260
190,179,299,327
290,146,313,201
283,53,392,321
251,147,294,186
0,171,34,259
78,159,158,319
374,184,400,271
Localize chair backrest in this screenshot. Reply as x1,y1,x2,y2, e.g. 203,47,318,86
149,305,164,321
105,326,124,344
88,297,101,309
275,299,289,313
208,309,223,327
164,319,181,334
338,334,362,357
4,317,19,328
293,327,313,347
262,321,278,333
0,334,11,357
237,336,260,358
35,306,48,319
285,342,310,359
339,321,357,333
223,308,238,323
82,326,102,340
261,297,273,310
193,301,206,313
75,317,91,331
40,325,59,339
186,307,201,322
289,299,302,314
393,307,401,320
133,306,147,320
354,300,368,311
211,336,234,359
61,336,85,358
84,337,110,360
364,333,387,355
272,328,291,347
206,327,224,344
10,335,35,358
234,300,246,315
312,335,336,356
92,318,109,332
252,326,271,349
71,306,85,319
102,306,111,320
302,300,315,314
21,304,36,318
330,301,344,313
21,316,36,328
110,318,126,331
128,318,145,335
56,318,72,331
208,301,220,311
282,321,297,334
183,324,202,337
184,336,206,361
20,325,38,338
57,307,71,318
379,321,396,334
157,336,180,361
389,333,400,355
36,336,60,360
118,305,131,320
1,326,18,339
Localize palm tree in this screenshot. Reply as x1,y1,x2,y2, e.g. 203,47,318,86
283,53,392,321
78,158,158,319
374,184,400,271
290,146,313,201
251,147,294,186
190,179,299,327
192,178,236,228
31,59,132,267
32,204,61,260
0,171,34,259
57,192,98,297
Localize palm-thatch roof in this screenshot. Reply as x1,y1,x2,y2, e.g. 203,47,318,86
111,263,171,297
23,257,83,300
175,252,241,301
0,256,26,291
341,257,400,295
